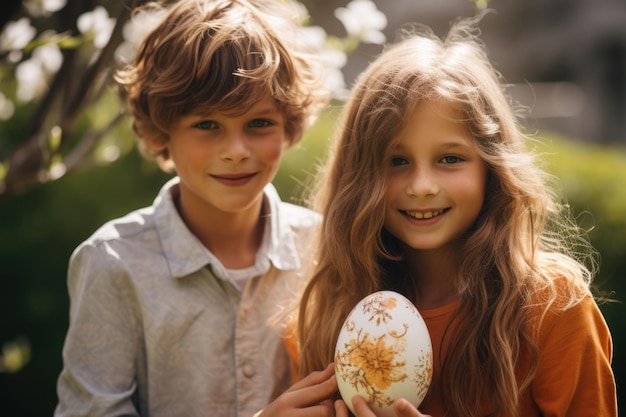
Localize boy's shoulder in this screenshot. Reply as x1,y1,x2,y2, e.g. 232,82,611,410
80,177,180,248
264,182,321,234
85,205,157,246
277,200,321,230
77,179,178,253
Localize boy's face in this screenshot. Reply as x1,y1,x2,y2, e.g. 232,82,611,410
164,93,288,219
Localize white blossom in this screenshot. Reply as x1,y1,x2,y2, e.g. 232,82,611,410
298,25,349,70
298,25,328,52
324,66,350,100
23,0,67,17
15,59,47,102
319,45,349,99
77,6,116,49
116,8,166,63
297,25,349,99
287,0,310,25
334,0,387,44
0,17,37,53
32,43,63,74
122,8,166,45
14,43,62,103
0,92,15,120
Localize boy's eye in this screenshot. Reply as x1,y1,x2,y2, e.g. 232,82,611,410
249,119,272,128
194,120,217,129
390,156,408,166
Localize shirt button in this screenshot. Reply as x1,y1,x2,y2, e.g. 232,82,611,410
243,364,255,378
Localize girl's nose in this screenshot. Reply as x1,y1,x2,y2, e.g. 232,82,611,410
406,168,439,198
220,131,250,163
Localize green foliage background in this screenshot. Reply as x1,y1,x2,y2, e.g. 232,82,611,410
0,105,624,415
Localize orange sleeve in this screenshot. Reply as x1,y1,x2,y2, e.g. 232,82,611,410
284,317,300,382
527,295,617,416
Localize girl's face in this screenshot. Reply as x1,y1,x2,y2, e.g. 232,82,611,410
164,93,287,219
383,99,487,252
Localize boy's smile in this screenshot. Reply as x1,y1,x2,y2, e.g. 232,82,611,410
383,99,487,252
210,172,258,187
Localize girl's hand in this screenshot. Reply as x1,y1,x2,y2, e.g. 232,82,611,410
335,395,431,417
257,363,339,417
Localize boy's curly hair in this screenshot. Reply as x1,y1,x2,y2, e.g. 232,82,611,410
116,0,328,171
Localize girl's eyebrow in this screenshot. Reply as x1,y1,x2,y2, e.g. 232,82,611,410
439,141,473,150
393,138,473,151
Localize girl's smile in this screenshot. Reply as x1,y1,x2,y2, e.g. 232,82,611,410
403,208,449,220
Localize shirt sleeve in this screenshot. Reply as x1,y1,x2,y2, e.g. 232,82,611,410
531,295,617,417
55,242,143,417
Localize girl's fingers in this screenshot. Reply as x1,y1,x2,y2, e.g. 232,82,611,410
334,399,350,417
287,363,335,392
394,399,431,417
281,363,338,409
350,396,432,417
351,395,377,417
258,364,338,417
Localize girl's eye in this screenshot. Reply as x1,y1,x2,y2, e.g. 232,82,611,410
440,155,462,164
194,120,217,129
249,119,272,128
390,156,408,166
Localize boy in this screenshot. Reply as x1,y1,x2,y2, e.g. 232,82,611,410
54,0,335,415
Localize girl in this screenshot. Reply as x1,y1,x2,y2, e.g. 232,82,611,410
294,18,617,417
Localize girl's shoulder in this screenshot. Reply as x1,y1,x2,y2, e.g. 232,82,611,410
527,251,593,310
524,273,601,343
523,285,615,416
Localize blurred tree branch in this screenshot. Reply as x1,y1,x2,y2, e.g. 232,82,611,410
0,0,143,207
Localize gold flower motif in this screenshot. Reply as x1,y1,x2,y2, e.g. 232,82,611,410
336,328,407,407
362,294,397,325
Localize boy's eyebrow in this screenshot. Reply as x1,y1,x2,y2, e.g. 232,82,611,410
248,102,282,115
191,104,281,118
251,107,282,116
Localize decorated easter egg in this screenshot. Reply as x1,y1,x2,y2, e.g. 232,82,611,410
335,291,433,417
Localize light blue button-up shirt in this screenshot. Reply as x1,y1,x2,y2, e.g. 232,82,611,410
55,177,320,417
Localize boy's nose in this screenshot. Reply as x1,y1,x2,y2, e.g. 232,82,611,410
221,132,250,162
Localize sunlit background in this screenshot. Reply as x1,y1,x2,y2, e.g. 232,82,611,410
1,0,625,415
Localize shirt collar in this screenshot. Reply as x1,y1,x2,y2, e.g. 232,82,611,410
264,183,300,271
153,177,301,279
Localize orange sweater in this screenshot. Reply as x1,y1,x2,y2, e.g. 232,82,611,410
287,294,617,416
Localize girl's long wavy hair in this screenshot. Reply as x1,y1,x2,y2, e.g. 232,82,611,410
116,0,328,171
298,17,596,417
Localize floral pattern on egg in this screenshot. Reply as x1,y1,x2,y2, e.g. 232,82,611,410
335,291,433,417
